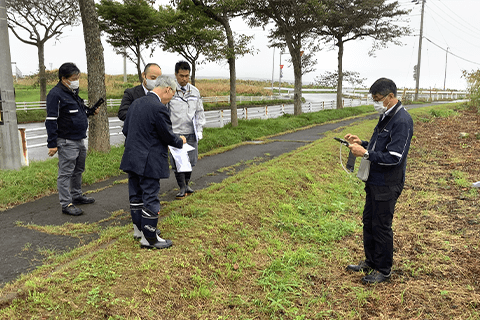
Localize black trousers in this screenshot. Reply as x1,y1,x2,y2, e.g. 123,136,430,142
127,173,161,214
362,183,403,275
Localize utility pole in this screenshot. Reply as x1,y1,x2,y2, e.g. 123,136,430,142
443,47,449,90
0,0,23,170
271,47,275,93
414,0,425,101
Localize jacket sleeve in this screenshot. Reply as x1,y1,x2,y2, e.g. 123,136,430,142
118,88,134,121
45,90,60,149
369,118,412,166
195,97,206,135
155,107,183,149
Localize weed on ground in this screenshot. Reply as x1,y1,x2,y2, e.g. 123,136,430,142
0,104,479,319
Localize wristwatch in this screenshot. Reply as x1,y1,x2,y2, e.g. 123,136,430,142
363,151,369,160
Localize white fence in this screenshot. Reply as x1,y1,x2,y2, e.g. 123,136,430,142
19,91,467,153
14,95,289,111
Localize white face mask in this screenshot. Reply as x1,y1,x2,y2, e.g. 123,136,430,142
145,79,156,91
373,101,387,114
68,80,79,90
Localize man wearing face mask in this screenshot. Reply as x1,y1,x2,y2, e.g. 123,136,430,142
168,60,206,199
117,63,162,121
343,78,414,284
117,63,165,240
45,62,100,216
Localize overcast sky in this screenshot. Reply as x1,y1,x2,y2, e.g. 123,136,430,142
7,0,480,90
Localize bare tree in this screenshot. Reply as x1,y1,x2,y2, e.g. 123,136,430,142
78,0,110,152
6,0,80,101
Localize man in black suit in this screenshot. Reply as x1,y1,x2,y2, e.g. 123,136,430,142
117,63,162,121
118,63,163,240
120,75,186,249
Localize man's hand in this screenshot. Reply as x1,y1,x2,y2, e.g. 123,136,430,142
94,107,100,115
48,147,57,157
180,135,187,144
344,134,362,145
348,143,367,157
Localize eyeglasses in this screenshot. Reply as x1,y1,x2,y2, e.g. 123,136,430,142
372,95,388,102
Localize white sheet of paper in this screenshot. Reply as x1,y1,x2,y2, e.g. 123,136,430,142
168,144,195,172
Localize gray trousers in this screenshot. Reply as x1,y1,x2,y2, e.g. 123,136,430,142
57,138,86,208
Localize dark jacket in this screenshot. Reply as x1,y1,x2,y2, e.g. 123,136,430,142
362,102,414,186
118,84,146,121
120,92,184,179
45,81,93,148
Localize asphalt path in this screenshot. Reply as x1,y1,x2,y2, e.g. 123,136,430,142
0,100,463,293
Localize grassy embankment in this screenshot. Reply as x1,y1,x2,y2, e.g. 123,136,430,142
0,102,478,319
14,74,305,123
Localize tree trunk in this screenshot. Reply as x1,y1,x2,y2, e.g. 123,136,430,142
336,39,344,109
223,19,237,127
285,35,302,115
291,49,303,115
38,42,47,101
191,61,196,86
136,43,142,84
78,0,110,152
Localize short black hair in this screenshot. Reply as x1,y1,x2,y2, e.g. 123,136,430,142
143,63,161,74
369,78,397,97
175,60,190,74
58,63,80,80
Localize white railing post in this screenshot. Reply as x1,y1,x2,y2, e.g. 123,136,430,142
220,110,224,128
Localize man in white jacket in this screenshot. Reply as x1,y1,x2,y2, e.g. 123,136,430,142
168,61,206,199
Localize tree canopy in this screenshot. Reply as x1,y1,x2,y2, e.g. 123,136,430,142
246,0,322,115
156,2,226,85
310,0,411,108
97,0,164,83
6,0,80,100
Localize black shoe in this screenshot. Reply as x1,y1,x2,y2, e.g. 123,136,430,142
346,261,372,272
361,270,391,284
185,185,195,195
62,203,83,216
140,238,173,249
72,195,95,205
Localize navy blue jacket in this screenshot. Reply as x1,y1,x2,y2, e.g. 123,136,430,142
120,92,184,179
362,102,414,186
118,84,146,121
45,82,93,148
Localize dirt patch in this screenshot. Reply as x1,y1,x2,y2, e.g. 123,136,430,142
362,107,480,318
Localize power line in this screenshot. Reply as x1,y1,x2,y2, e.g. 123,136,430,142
423,36,480,66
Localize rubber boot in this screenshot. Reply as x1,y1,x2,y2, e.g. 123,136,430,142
175,172,186,199
130,203,143,240
139,208,172,249
184,171,194,195
131,203,161,240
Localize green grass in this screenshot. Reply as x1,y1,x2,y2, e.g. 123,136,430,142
0,102,477,319
1,104,376,210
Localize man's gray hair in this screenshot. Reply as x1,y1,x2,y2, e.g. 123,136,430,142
154,75,176,91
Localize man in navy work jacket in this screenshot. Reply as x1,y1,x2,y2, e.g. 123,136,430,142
344,78,414,284
120,75,186,249
117,63,162,121
46,62,100,216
